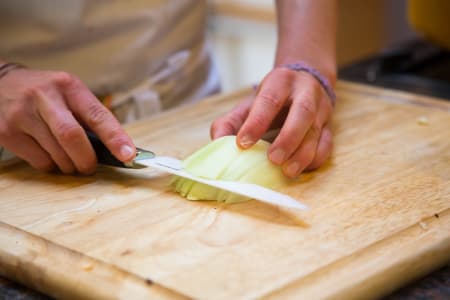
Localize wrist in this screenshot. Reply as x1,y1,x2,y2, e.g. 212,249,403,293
274,41,337,87
278,61,337,105
275,56,336,86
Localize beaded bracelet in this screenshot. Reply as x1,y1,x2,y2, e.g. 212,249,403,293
0,62,26,80
280,62,336,105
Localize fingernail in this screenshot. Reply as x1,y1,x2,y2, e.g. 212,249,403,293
269,149,285,164
239,135,254,148
120,145,135,160
285,162,300,177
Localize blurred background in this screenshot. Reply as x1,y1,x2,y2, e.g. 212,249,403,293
207,0,450,99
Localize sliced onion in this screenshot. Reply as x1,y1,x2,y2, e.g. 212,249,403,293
171,136,289,203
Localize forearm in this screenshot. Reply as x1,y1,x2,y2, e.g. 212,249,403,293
275,0,337,85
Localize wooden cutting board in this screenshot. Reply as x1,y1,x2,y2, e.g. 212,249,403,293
0,82,449,300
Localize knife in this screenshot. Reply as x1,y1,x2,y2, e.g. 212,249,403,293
86,131,308,210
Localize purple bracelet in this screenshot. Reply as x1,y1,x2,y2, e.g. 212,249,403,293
0,62,26,80
280,62,336,105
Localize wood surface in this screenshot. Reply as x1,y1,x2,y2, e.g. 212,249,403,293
0,222,186,300
0,82,449,300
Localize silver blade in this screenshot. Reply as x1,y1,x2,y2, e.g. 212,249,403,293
139,156,308,210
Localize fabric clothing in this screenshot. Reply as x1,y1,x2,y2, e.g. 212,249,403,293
0,0,220,122
0,0,220,162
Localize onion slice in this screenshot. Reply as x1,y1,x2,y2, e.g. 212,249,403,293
171,136,290,203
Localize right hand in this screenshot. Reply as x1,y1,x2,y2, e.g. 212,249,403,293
0,68,136,174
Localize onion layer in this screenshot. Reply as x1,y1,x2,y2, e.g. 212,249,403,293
171,136,289,203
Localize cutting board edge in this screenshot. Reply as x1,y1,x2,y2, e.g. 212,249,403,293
0,221,189,300
262,209,450,300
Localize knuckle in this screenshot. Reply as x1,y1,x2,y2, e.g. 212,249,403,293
298,98,317,117
211,117,221,128
274,67,296,80
258,92,284,111
221,113,243,132
54,122,83,143
211,116,225,129
52,71,77,87
23,85,43,101
210,117,237,138
220,121,237,136
87,103,110,126
211,118,226,133
248,113,268,129
299,71,317,84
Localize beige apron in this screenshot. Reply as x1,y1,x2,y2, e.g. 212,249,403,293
0,0,220,122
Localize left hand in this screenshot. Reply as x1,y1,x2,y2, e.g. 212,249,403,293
210,67,334,178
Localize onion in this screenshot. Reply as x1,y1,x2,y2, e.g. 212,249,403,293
171,136,290,203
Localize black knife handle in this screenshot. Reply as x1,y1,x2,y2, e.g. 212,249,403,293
86,130,128,168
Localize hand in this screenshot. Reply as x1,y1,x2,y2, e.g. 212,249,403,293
211,67,334,178
0,68,135,174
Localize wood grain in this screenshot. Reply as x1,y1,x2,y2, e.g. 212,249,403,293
0,222,186,300
0,82,449,299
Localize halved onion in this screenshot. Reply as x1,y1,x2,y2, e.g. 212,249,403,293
171,135,289,203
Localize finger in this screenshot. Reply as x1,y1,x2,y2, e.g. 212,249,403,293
315,92,334,127
36,88,97,174
1,132,55,172
20,113,76,174
305,125,333,171
281,81,333,173
267,105,291,132
268,85,318,165
282,123,322,178
56,72,135,162
210,97,252,139
236,69,293,148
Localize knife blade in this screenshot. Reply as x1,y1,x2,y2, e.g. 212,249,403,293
86,131,308,210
